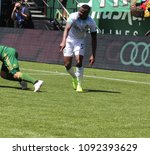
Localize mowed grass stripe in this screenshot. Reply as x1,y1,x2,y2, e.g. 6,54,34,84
21,68,150,85
0,61,149,138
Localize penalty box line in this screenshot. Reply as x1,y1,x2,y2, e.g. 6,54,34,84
21,68,150,85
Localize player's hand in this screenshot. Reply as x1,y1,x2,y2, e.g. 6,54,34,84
59,42,65,52
89,55,95,67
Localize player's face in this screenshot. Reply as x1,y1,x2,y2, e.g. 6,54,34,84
78,7,89,20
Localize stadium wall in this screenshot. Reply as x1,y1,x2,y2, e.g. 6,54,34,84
0,28,149,74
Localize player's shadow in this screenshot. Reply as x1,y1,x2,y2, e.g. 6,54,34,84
0,85,46,92
84,89,121,94
0,85,31,91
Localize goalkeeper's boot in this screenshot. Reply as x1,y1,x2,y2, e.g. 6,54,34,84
72,77,77,90
34,80,44,92
76,84,83,92
19,80,28,90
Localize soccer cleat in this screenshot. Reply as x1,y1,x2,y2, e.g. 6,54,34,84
34,80,44,92
19,80,28,90
72,78,77,90
76,84,83,92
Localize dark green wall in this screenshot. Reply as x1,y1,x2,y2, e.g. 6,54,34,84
46,0,89,19
44,0,150,36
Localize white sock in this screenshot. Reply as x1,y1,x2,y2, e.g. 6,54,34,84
66,67,76,78
76,66,84,86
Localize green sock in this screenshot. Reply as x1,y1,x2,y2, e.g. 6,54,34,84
21,73,37,84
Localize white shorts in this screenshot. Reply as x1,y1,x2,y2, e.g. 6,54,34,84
63,38,85,57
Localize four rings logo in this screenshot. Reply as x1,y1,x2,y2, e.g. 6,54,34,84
120,41,150,67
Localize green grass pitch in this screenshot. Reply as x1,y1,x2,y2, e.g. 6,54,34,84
0,61,150,138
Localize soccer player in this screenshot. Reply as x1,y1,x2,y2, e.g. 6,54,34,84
0,45,43,92
60,4,97,92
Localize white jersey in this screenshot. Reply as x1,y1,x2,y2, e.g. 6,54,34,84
67,12,97,39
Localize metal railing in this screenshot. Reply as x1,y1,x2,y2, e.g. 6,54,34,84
42,0,71,21
38,0,100,32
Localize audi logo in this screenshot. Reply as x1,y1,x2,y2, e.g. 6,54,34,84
120,41,150,67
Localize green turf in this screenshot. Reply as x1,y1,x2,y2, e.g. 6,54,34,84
0,61,150,138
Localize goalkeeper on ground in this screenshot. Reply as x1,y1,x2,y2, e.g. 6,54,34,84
0,45,43,92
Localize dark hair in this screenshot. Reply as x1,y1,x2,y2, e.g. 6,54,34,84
81,4,91,12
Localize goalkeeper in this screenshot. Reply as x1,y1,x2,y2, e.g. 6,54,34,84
0,45,43,92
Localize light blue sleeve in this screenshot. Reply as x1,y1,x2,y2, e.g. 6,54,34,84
89,18,97,33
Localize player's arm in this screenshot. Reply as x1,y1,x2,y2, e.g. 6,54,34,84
89,31,97,66
60,23,71,52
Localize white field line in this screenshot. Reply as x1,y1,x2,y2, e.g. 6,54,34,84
21,68,150,85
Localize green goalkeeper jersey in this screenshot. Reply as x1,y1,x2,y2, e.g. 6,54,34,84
0,45,6,60
0,45,19,74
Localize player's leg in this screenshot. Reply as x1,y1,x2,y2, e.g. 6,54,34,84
0,64,28,89
74,40,85,92
0,64,18,81
3,48,36,83
63,40,77,89
2,47,43,92
64,56,77,89
64,56,76,77
0,64,43,91
13,71,43,92
75,55,84,92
